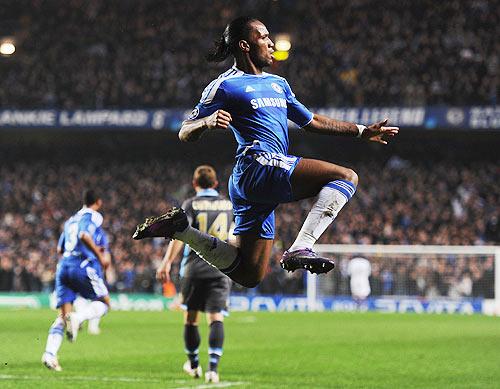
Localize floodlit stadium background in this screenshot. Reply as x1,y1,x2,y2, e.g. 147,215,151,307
0,1,499,387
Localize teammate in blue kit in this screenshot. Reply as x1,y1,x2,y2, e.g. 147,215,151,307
42,190,111,371
134,17,399,288
73,226,111,335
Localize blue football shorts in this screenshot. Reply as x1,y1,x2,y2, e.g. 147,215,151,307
55,258,108,308
229,152,301,239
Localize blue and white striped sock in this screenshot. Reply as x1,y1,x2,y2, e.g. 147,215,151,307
289,179,356,251
45,317,65,356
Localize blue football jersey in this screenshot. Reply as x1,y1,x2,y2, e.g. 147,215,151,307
58,207,104,260
189,66,313,157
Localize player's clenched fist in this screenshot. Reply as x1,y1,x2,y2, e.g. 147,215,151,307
156,262,171,283
205,109,232,130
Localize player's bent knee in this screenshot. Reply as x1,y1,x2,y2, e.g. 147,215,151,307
239,272,263,288
207,313,224,324
342,169,358,187
241,279,260,288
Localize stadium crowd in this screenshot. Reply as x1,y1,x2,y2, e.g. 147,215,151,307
1,156,498,297
1,0,497,108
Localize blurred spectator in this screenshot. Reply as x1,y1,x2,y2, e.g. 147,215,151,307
0,257,14,291
347,256,371,301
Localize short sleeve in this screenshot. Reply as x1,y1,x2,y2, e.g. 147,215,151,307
79,214,97,237
182,199,194,225
57,231,65,251
186,81,227,121
283,80,313,128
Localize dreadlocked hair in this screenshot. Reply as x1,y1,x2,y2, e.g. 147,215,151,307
206,16,257,62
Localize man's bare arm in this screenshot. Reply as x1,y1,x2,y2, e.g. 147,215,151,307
304,114,399,144
80,232,109,268
179,110,232,142
304,113,359,136
156,239,185,283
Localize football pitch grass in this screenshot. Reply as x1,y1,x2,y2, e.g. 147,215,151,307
1,309,499,388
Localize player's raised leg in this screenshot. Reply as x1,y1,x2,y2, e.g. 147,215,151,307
280,158,358,273
87,317,101,335
67,297,109,342
134,213,273,288
74,296,102,335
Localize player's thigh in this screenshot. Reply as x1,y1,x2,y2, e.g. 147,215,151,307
290,158,358,201
206,312,224,324
74,262,109,301
55,262,76,308
181,277,205,313
184,310,200,325
231,153,298,205
237,231,274,280
60,302,73,317
204,277,230,316
99,295,111,307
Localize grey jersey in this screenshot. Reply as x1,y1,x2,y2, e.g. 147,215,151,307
180,190,234,279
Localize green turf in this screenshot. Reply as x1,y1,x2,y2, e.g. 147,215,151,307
0,309,499,388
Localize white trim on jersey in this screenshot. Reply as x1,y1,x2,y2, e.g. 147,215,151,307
76,207,104,228
86,266,108,297
200,68,244,105
255,152,297,171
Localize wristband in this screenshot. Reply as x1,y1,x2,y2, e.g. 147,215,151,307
356,124,366,138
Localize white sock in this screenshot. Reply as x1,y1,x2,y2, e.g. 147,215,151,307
289,180,356,251
174,226,239,273
88,318,100,332
45,317,65,356
74,300,108,324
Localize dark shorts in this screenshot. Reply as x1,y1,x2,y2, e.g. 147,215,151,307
181,277,231,313
229,152,301,239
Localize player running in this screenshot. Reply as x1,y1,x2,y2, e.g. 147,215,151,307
157,166,233,384
42,190,111,371
73,227,111,335
134,17,399,288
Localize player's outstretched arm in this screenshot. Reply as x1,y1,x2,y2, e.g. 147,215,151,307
179,110,232,142
156,239,185,283
304,114,399,144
